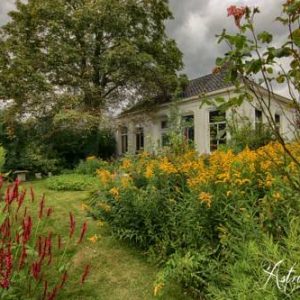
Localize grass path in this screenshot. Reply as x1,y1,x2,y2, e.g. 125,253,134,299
24,180,190,300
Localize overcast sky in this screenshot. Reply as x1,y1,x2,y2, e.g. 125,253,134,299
0,0,289,96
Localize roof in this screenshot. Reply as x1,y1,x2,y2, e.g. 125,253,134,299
183,68,233,98
120,68,234,116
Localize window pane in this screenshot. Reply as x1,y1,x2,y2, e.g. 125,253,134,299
209,110,226,151
161,120,168,129
209,110,226,123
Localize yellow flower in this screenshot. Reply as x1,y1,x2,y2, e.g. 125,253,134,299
121,175,131,188
97,220,105,227
81,203,90,211
109,187,120,199
86,155,96,161
199,192,212,208
98,202,111,213
145,164,154,178
122,159,132,169
97,169,112,185
265,173,274,188
159,157,177,174
88,235,98,243
273,192,282,201
153,283,164,296
226,191,232,197
235,178,251,186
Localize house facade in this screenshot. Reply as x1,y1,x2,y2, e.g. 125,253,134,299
116,70,295,155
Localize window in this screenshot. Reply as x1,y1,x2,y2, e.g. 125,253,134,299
255,109,263,130
161,134,170,147
182,115,194,143
161,120,168,129
121,127,128,154
136,127,144,152
161,119,170,146
209,110,226,152
275,114,281,133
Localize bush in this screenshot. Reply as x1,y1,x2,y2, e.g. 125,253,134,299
75,157,110,176
46,174,100,191
227,117,276,152
89,143,300,298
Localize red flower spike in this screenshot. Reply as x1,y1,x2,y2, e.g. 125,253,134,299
47,285,58,300
30,185,35,202
31,261,42,281
39,194,45,219
0,175,3,189
17,189,26,213
57,235,62,250
23,207,28,218
80,265,90,285
18,245,27,270
42,281,48,300
60,271,68,289
0,243,12,289
69,212,75,238
78,221,88,244
46,208,53,217
22,216,32,243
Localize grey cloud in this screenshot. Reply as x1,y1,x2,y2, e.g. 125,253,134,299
0,1,292,97
167,0,288,79
0,0,15,25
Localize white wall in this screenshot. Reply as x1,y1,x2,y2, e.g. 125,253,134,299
116,88,295,155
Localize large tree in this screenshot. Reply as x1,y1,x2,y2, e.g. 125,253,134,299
0,0,183,118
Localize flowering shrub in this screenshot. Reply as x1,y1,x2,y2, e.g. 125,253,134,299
75,157,110,176
0,178,90,299
89,142,300,298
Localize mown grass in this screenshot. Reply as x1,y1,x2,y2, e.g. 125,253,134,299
23,180,190,300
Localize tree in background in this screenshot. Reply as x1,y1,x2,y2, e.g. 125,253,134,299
0,0,183,119
0,111,116,174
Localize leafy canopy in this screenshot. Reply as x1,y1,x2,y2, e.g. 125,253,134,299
0,0,183,118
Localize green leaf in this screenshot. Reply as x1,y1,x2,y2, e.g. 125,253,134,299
273,48,291,58
291,29,300,47
276,75,285,84
258,31,273,44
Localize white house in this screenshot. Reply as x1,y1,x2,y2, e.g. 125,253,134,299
115,68,295,155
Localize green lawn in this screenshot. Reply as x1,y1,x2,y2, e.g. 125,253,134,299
23,180,190,300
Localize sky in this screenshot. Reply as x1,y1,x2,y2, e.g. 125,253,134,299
0,0,289,96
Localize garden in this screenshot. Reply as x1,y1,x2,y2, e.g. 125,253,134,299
0,0,300,299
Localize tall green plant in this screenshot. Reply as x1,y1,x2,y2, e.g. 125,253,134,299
0,146,5,172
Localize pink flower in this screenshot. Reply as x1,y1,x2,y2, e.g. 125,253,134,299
227,5,246,28
22,216,32,243
31,261,42,281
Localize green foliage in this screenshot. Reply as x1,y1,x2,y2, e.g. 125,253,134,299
227,117,275,152
46,174,99,191
75,157,110,176
0,0,183,117
0,180,90,299
0,146,5,172
89,143,300,299
215,2,300,151
0,111,116,172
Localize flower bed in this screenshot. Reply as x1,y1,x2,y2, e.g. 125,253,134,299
89,142,300,298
